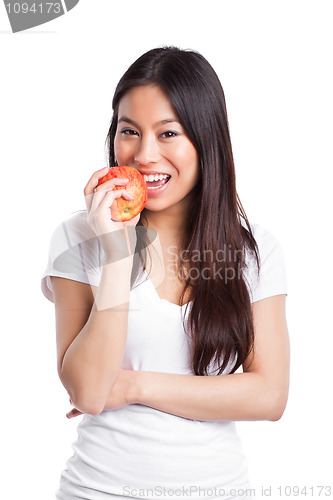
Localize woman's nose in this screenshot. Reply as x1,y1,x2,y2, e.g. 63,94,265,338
134,136,160,165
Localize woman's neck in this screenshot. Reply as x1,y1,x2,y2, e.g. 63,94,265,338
142,207,186,247
142,190,195,245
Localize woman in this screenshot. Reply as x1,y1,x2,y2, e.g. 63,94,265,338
41,47,290,500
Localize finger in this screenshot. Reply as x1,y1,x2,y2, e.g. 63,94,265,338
66,408,83,419
84,167,110,212
102,190,135,222
98,189,134,211
72,409,83,417
94,178,129,194
89,180,130,214
84,167,109,197
89,189,125,220
86,190,127,230
100,190,126,222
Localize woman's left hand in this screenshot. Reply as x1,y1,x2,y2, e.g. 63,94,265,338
66,405,83,419
66,369,138,419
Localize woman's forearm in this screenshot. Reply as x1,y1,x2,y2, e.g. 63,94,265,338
133,370,288,422
60,256,134,415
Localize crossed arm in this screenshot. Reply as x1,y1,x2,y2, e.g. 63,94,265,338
66,293,290,422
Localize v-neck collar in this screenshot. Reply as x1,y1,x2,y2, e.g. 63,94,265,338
142,269,192,309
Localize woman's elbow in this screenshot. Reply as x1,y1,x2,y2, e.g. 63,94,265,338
63,382,106,416
71,392,105,416
267,388,289,421
58,370,108,416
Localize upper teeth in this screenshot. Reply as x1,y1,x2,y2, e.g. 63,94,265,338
143,174,169,182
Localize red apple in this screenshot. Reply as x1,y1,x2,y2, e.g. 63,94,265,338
97,166,147,222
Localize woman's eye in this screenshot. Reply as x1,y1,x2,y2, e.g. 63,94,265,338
121,128,139,136
160,131,178,138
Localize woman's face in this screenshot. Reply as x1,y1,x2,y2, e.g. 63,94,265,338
114,85,199,214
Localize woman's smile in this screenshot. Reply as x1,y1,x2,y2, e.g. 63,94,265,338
140,171,171,195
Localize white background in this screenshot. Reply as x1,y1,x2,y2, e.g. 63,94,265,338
1,1,332,498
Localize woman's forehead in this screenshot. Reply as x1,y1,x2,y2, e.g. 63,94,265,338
118,85,179,124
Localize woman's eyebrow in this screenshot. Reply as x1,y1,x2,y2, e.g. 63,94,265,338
118,117,139,128
158,118,179,125
118,116,179,127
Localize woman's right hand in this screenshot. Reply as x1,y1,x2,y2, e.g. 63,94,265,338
84,167,140,260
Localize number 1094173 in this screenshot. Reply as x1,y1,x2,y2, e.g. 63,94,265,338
5,3,61,14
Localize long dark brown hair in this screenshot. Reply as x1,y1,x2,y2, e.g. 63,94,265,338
106,47,260,376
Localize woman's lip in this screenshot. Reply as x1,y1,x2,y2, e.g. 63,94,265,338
139,170,171,176
146,176,171,197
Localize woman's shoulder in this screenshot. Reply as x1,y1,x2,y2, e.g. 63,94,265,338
48,209,101,263
41,210,102,302
241,219,288,303
241,219,286,269
52,209,95,243
242,219,282,250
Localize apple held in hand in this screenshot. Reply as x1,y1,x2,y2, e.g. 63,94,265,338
97,166,147,222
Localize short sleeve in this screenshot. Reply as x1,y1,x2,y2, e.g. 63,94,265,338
41,210,103,302
243,223,288,303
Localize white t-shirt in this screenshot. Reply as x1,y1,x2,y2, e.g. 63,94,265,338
41,210,288,500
